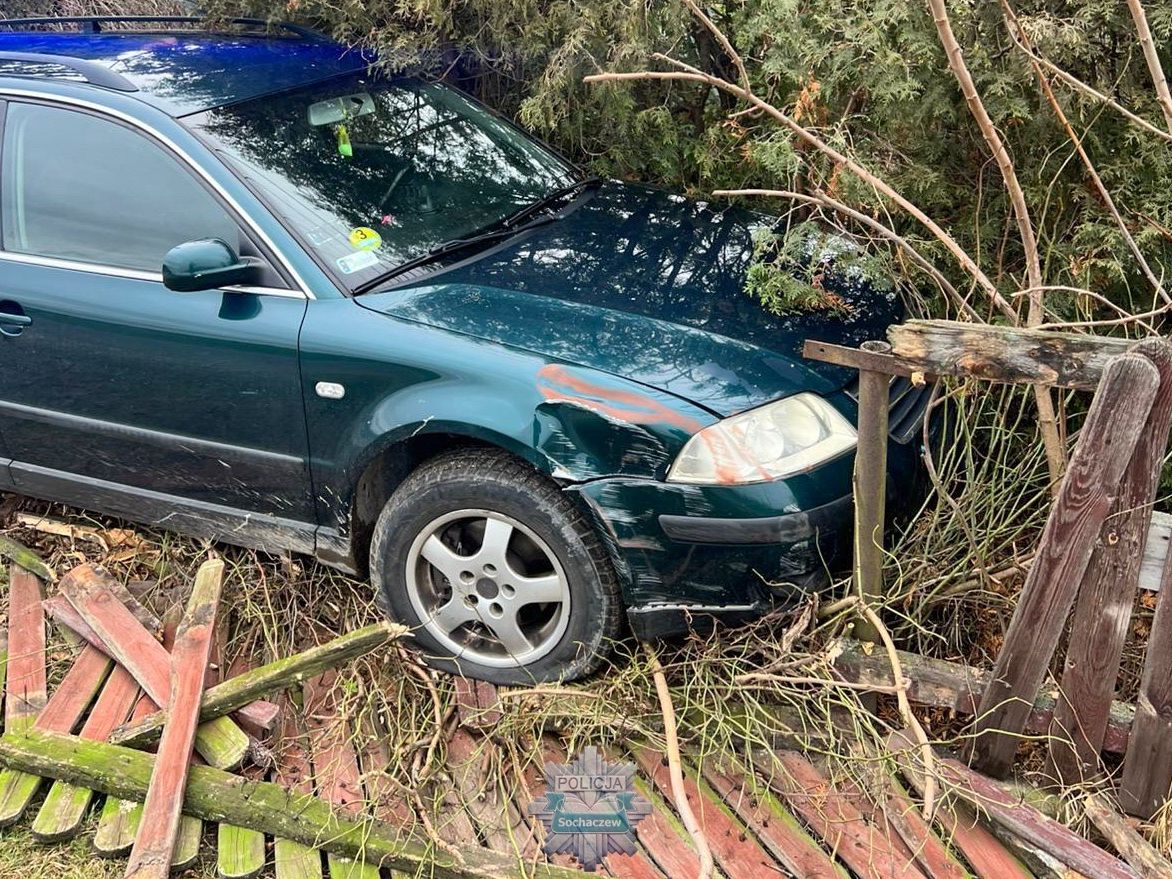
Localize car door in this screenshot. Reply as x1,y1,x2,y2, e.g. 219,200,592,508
0,98,315,545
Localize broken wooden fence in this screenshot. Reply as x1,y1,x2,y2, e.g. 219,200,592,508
808,318,1172,817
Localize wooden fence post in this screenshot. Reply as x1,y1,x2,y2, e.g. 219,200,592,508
853,340,892,642
969,353,1159,777
1048,340,1172,785
1121,534,1172,816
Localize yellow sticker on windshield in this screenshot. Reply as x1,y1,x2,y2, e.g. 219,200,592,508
348,227,382,251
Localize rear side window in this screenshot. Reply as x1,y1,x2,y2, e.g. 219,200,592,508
0,102,238,273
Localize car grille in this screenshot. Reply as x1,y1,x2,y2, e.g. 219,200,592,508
843,375,934,445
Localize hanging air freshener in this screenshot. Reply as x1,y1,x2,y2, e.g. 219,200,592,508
336,124,352,158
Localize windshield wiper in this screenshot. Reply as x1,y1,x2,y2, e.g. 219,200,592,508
493,175,601,231
355,176,601,294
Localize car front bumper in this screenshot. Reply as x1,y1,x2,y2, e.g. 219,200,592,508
569,452,858,639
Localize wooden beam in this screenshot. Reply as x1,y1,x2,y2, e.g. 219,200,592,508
802,339,935,380
126,558,225,879
831,639,1135,753
0,730,596,879
887,319,1133,389
58,563,249,770
969,353,1159,777
890,731,1139,879
111,622,403,747
1050,339,1172,784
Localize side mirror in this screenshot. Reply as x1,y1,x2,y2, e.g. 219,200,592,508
162,239,262,292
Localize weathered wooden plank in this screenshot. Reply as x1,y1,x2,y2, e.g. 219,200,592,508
0,630,8,725
1,644,114,833
6,565,47,731
760,751,928,879
635,748,804,879
1085,793,1172,878
935,802,1034,879
274,698,322,879
304,671,380,879
216,642,268,879
59,563,249,770
0,566,49,827
94,794,142,857
1050,340,1172,784
803,339,936,380
94,689,157,857
448,728,526,853
1121,517,1172,815
702,763,848,879
1139,511,1171,591
970,353,1159,777
832,639,1136,753
890,731,1139,879
126,558,225,879
111,622,401,747
0,536,55,583
887,319,1134,390
629,776,705,879
853,773,970,879
219,821,267,878
454,677,502,728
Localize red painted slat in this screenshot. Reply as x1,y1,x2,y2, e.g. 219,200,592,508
124,559,224,879
704,764,845,879
634,749,791,879
767,751,928,879
6,565,47,730
34,644,111,732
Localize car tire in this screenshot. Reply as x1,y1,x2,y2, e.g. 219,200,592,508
370,448,621,684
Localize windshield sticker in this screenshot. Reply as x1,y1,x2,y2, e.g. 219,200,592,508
336,124,352,158
348,227,383,251
336,250,380,275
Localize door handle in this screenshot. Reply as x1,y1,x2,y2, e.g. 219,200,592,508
0,301,30,336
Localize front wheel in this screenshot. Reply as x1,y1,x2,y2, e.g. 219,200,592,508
370,449,621,684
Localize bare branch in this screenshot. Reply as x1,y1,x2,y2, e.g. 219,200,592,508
927,0,1066,486
681,0,749,92
1127,0,1172,133
1004,1,1171,305
1003,12,1172,144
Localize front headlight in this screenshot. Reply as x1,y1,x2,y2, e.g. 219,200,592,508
667,393,857,485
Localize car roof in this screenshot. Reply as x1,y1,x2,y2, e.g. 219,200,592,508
0,29,372,116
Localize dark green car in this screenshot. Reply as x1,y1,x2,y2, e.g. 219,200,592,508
0,19,923,682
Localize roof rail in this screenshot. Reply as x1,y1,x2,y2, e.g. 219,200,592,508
0,50,137,91
0,16,325,40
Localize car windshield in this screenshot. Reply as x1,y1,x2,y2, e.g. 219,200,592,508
188,73,577,289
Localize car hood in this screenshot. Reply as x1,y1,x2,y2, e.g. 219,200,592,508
358,181,902,417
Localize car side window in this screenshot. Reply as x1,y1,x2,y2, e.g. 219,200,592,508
0,102,239,273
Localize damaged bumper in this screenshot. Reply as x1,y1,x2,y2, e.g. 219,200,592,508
569,457,856,639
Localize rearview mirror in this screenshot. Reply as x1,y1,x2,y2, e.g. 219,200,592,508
162,239,262,292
